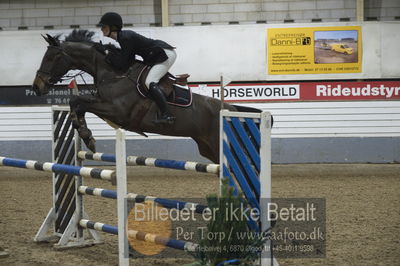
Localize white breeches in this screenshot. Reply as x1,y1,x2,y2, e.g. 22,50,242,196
145,48,177,88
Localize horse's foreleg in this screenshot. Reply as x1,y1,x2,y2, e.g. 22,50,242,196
69,95,97,152
70,95,130,152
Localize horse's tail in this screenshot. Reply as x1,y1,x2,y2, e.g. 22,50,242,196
232,104,262,113
232,104,274,127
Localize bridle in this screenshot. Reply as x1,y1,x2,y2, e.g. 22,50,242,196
36,44,98,96
36,46,75,84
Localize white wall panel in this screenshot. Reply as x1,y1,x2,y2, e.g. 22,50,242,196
237,101,400,138
381,22,400,78
1,101,399,141
0,22,399,86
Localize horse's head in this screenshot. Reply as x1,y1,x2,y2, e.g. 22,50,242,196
32,34,74,96
33,30,121,96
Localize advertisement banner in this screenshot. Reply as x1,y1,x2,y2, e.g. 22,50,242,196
0,85,95,105
267,26,362,75
299,81,400,101
190,81,400,102
1,81,399,106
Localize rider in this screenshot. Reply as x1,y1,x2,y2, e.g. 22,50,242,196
98,12,176,124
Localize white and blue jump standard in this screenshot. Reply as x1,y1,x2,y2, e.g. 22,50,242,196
220,110,276,266
2,105,276,265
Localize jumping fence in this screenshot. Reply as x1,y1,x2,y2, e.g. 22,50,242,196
0,105,276,265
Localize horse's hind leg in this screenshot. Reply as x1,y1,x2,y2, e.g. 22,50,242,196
69,95,97,152
193,136,220,164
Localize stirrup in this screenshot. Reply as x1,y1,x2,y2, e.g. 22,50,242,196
152,114,176,125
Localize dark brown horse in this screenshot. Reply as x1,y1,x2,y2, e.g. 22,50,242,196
32,30,264,163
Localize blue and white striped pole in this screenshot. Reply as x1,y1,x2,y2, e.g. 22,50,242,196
79,219,198,252
77,151,220,174
78,186,209,214
0,156,115,181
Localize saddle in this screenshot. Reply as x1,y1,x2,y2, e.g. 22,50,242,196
128,64,192,108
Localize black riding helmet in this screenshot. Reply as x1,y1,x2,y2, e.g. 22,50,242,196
99,12,123,32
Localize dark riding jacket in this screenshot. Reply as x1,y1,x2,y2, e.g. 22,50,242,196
106,30,174,72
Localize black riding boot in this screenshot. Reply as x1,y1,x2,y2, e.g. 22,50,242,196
149,82,176,124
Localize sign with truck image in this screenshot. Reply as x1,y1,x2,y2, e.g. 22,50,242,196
268,26,362,74
320,43,353,54
330,43,353,54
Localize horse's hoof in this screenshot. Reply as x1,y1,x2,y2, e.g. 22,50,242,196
84,138,96,153
72,119,80,129
88,139,96,153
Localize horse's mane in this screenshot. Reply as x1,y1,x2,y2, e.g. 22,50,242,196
64,29,95,43
61,29,119,52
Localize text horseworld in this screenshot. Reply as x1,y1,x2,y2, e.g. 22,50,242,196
192,84,300,101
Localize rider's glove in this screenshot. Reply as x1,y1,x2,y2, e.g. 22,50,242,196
93,42,108,55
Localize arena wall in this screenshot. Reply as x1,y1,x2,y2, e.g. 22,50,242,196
0,21,399,163
0,0,399,31
1,22,400,85
0,101,399,164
